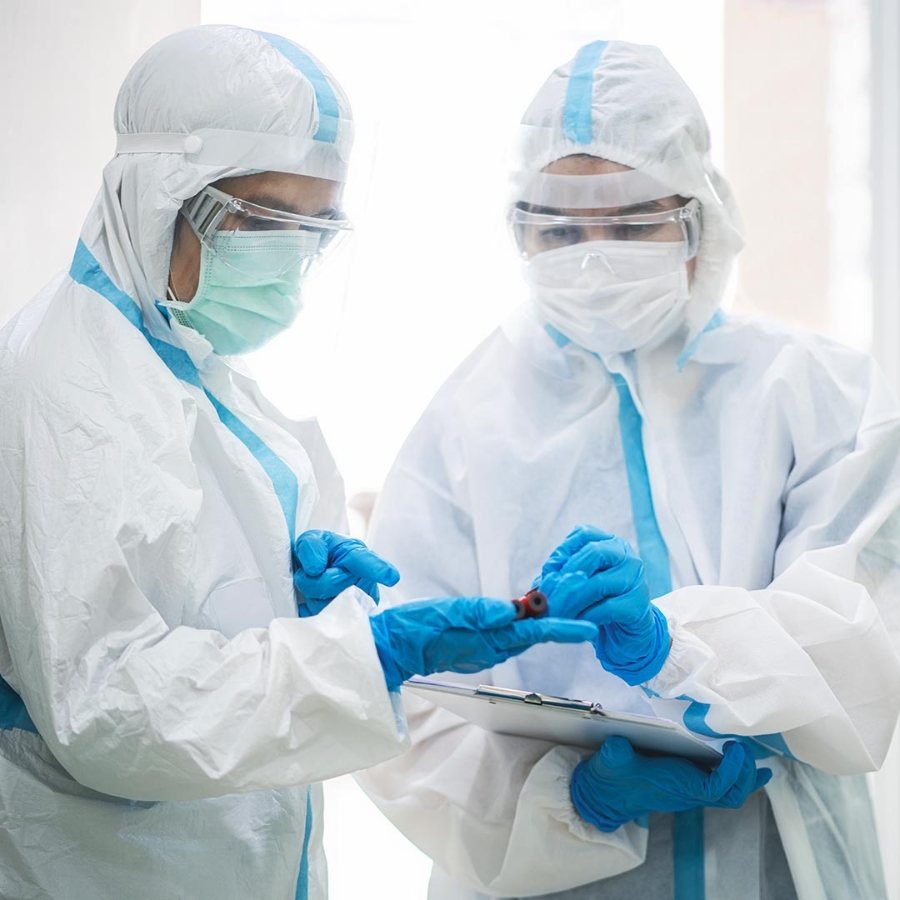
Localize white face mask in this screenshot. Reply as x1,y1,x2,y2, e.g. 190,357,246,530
522,240,691,355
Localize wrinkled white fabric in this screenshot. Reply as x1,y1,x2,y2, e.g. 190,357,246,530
357,309,900,899
356,38,900,900
523,239,690,354
0,25,405,900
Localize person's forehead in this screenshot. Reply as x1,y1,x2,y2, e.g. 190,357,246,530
534,157,683,215
542,155,632,177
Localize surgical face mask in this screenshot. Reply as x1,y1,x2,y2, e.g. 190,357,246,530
161,229,321,356
161,185,353,356
522,239,692,355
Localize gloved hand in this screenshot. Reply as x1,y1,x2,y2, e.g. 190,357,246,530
369,596,599,690
535,525,669,685
293,529,400,616
571,736,772,832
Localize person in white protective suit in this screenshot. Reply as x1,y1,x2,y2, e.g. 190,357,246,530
355,40,900,900
0,25,601,900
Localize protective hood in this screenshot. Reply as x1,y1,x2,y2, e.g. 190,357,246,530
511,39,743,347
78,24,353,362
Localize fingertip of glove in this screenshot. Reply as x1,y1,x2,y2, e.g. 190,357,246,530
538,619,599,644
756,767,773,789
476,596,519,628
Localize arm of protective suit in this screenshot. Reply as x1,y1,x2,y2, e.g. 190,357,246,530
647,351,900,775
355,428,646,897
0,362,406,803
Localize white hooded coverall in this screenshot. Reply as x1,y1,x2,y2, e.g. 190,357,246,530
356,40,900,900
0,25,408,900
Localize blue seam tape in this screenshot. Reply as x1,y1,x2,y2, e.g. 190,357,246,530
69,240,298,541
295,788,314,900
204,391,299,543
544,323,571,348
682,698,796,761
563,40,609,145
673,808,705,900
0,675,37,733
257,31,339,144
610,373,711,898
611,374,672,598
676,308,725,371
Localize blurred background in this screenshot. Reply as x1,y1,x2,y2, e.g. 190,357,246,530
2,0,899,897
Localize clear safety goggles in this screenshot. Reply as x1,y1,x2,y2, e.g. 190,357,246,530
509,198,701,260
180,185,353,274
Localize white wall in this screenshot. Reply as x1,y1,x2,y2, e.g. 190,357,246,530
0,0,200,327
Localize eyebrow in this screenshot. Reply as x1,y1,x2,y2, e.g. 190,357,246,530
523,198,672,217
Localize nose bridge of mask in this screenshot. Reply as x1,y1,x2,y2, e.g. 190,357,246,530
538,239,689,284
208,228,324,283
158,228,320,356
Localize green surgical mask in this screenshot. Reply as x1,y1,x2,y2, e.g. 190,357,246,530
162,229,321,356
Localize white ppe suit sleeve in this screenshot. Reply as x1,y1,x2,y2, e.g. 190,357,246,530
356,422,647,897
0,364,407,803
648,352,900,775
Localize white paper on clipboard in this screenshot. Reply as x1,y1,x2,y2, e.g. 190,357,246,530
403,678,722,765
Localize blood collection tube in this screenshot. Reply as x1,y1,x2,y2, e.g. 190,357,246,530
512,588,548,619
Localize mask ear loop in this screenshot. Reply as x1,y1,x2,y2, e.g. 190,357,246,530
681,199,702,261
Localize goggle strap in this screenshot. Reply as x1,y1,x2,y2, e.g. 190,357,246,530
182,190,229,242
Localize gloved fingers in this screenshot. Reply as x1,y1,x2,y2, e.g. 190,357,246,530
544,571,618,619
540,525,618,578
522,617,599,646
597,735,638,769
703,741,753,804
293,567,357,601
555,559,648,624
463,596,520,630
294,530,331,576
489,617,598,653
589,588,656,628
559,536,630,578
714,746,773,809
537,571,562,597
592,556,646,597
297,596,331,617
355,578,380,604
562,524,618,550
336,545,401,588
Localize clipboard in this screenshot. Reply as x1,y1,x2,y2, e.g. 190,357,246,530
403,678,722,765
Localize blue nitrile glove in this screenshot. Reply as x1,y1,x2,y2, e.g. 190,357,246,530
536,525,669,685
571,736,772,832
368,596,599,690
293,529,400,617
